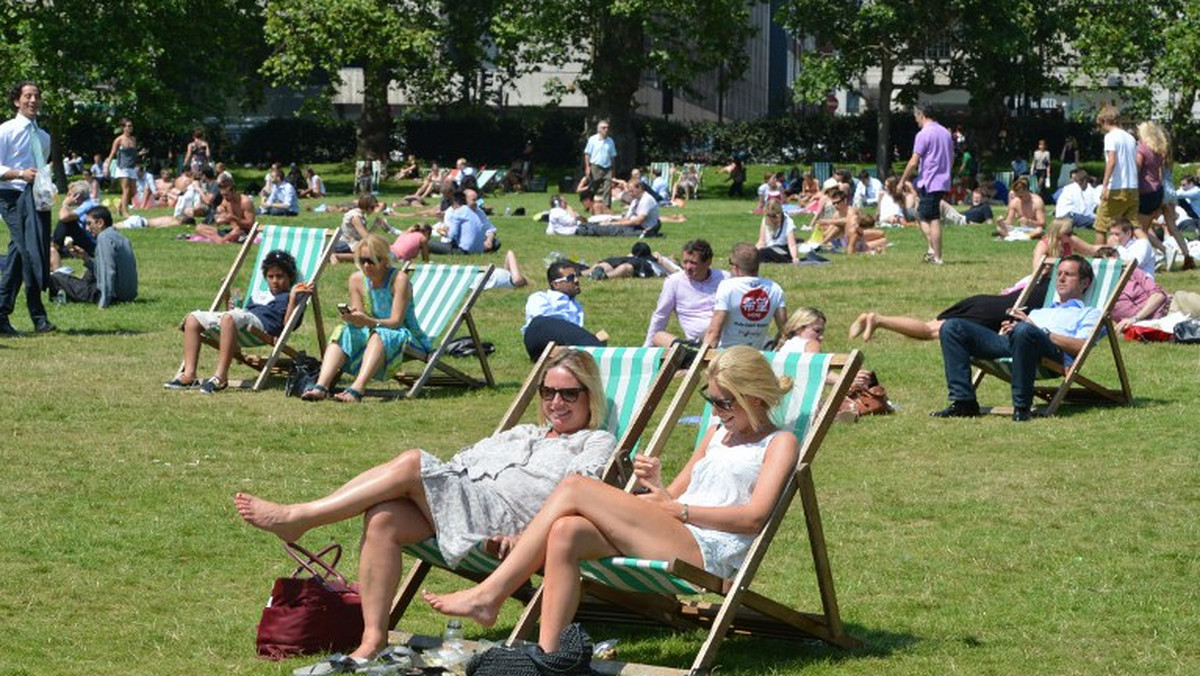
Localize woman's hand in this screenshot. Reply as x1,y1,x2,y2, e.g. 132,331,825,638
344,310,374,328
633,455,667,495
483,534,520,559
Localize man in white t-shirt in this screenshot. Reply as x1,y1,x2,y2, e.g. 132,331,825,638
575,181,660,237
545,194,581,235
704,242,787,349
1054,168,1099,229
852,170,883,207
1093,105,1139,244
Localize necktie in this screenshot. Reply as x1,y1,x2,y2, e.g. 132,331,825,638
28,120,47,170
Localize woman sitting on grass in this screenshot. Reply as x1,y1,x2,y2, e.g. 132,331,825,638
424,346,799,654
301,235,430,403
164,250,310,394
235,348,616,674
756,200,800,264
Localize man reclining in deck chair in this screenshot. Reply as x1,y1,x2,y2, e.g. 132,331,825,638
931,254,1099,422
163,250,310,394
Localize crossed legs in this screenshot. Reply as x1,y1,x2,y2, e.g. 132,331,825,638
235,450,436,659
423,474,701,651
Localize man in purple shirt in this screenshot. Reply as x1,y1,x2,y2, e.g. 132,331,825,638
899,105,954,266
644,239,728,349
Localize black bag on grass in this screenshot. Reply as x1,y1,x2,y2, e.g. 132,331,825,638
284,353,322,397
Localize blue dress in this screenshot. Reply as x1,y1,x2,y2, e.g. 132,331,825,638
331,267,430,379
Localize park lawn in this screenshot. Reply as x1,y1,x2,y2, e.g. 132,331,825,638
1,170,1198,676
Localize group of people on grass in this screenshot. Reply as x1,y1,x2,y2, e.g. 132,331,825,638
6,77,1198,674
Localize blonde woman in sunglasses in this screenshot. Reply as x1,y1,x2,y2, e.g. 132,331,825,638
425,346,798,656
237,347,615,674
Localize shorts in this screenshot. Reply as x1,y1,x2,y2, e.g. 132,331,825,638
1138,187,1164,215
917,189,946,222
483,269,514,290
112,167,137,180
1095,188,1138,234
189,309,265,333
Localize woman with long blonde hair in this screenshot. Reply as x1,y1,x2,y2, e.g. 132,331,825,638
1136,121,1193,268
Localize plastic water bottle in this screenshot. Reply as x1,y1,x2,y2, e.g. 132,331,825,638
504,205,512,217
228,288,243,311
53,289,67,306
443,618,464,649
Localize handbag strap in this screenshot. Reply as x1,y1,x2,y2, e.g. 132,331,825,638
284,541,349,586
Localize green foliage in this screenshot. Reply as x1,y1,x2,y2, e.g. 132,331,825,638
0,0,266,132
233,118,357,165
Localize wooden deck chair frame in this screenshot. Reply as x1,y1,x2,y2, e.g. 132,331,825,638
188,223,338,390
387,342,688,632
971,256,1135,417
507,349,865,675
392,263,495,398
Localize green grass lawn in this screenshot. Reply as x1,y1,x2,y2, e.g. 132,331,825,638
1,166,1198,675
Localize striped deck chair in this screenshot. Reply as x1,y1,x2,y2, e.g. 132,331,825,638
683,162,704,197
194,223,338,390
388,343,687,630
971,256,1134,416
812,161,833,184
392,263,495,398
650,162,674,199
507,350,865,674
996,170,1014,188
475,169,499,192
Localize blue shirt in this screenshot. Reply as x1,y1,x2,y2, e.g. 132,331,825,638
444,205,486,253
522,290,584,333
266,181,299,214
584,134,617,168
248,290,290,337
1029,298,1101,366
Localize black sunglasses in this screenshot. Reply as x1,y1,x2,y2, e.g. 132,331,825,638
539,386,583,403
700,388,736,412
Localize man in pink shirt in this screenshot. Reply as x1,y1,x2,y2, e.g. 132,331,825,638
899,105,954,266
644,239,728,349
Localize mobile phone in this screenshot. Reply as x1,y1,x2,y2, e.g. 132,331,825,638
337,303,350,315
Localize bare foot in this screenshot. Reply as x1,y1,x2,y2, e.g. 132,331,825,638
233,492,309,542
422,588,501,627
848,313,869,340
861,312,879,342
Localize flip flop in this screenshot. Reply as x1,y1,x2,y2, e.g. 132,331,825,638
300,384,330,401
334,387,363,403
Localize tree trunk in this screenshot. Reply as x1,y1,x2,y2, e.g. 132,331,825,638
588,15,645,176
875,53,894,177
358,60,392,161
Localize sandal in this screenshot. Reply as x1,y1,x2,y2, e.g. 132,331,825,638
334,387,364,403
300,384,330,401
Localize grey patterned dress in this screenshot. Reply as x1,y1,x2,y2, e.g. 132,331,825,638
420,424,616,567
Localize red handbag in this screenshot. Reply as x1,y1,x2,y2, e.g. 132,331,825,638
256,542,364,660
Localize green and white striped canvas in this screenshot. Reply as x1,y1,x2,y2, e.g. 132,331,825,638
585,351,834,595
408,264,487,342
207,225,330,348
404,346,667,573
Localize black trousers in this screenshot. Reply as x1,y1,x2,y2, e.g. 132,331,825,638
0,188,49,321
523,316,604,360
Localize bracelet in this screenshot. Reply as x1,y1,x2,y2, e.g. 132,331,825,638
679,503,689,523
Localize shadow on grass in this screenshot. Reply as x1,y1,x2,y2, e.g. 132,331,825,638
568,621,921,674
59,328,149,337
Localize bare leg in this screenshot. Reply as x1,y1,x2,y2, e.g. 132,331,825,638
868,314,942,341
314,341,349,390
343,333,386,395
926,219,943,260
504,250,527,288
423,475,701,646
180,313,204,383
605,263,636,279
650,331,678,348
353,499,436,659
119,178,133,217
234,449,432,543
212,313,240,384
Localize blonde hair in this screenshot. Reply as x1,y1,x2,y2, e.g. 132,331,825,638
68,180,91,199
355,234,393,271
1011,177,1030,193
1095,105,1120,127
706,345,792,431
1137,121,1171,160
539,347,607,430
1044,218,1074,257
783,306,826,341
